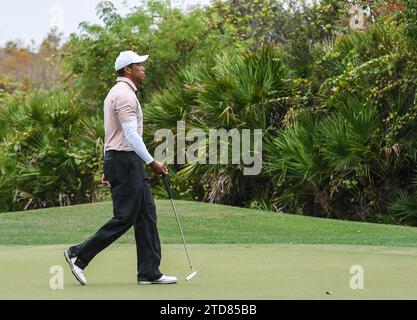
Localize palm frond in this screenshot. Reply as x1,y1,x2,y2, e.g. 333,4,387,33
388,191,417,224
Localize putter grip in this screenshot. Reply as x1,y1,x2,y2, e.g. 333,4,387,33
162,176,173,199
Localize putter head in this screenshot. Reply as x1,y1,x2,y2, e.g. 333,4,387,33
186,271,198,281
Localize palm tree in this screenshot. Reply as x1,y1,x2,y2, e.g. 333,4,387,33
145,46,291,206
0,89,103,212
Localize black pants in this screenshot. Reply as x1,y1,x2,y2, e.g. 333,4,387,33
69,151,163,281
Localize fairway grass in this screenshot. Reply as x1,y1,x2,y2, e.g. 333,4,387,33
1,200,417,300
1,200,417,246
1,244,417,300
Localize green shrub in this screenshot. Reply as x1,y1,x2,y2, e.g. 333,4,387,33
0,89,104,212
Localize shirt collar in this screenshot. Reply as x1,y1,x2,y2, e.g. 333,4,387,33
116,77,138,93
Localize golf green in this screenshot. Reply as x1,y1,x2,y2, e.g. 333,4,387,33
1,244,417,300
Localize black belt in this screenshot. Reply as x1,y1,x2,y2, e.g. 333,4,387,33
105,150,135,154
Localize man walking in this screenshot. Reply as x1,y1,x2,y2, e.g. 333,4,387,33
64,51,177,286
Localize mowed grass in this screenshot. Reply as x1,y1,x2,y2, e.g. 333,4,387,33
1,200,417,246
1,244,417,300
1,201,417,300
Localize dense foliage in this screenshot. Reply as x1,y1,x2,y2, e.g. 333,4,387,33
1,0,416,227
0,90,105,211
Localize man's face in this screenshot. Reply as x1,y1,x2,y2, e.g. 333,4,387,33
126,63,146,85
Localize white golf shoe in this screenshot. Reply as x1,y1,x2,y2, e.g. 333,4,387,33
64,249,87,286
138,275,178,285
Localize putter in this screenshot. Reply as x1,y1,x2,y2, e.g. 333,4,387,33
162,175,198,281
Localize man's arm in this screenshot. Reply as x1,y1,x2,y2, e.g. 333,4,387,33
115,95,168,175
122,121,168,176
121,120,154,165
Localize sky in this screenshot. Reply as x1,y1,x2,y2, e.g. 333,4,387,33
0,0,212,47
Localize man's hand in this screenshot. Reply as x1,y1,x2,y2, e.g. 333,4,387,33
149,161,168,176
101,174,111,188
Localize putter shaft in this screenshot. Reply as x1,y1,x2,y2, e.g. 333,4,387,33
168,197,195,271
163,176,197,279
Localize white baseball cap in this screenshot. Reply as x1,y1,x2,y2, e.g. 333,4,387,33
115,51,149,71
